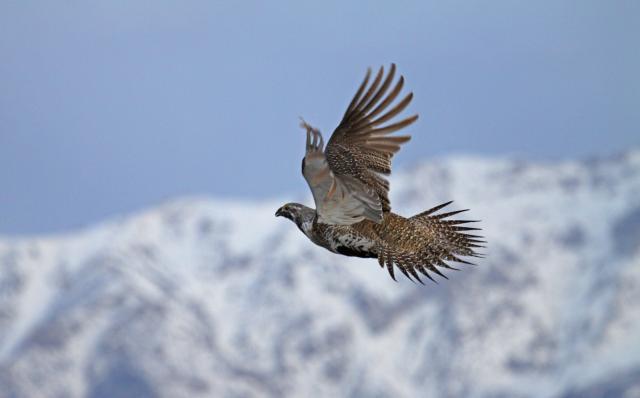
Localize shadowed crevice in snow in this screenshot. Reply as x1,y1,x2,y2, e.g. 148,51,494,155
611,206,640,257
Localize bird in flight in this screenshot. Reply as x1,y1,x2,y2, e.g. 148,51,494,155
276,64,484,283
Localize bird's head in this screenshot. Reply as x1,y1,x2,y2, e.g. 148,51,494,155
275,203,315,229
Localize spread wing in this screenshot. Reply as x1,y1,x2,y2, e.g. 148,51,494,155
301,64,417,225
301,121,382,225
325,64,417,215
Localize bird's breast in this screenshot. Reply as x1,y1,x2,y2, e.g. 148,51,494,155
317,224,378,258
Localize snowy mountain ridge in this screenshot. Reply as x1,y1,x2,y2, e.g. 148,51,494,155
1,151,639,398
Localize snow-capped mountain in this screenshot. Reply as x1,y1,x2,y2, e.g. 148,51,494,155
1,151,639,398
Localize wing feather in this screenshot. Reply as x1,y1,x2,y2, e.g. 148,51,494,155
325,64,417,215
300,64,417,225
301,121,382,225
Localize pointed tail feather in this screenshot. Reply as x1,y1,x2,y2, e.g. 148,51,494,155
376,202,485,283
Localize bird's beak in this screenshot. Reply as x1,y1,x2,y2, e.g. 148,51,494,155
275,207,284,217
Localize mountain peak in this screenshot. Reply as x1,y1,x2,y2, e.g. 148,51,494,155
1,152,639,397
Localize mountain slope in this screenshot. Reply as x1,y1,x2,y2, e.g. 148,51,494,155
1,151,639,398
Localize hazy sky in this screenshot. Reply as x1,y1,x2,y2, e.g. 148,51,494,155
1,1,639,235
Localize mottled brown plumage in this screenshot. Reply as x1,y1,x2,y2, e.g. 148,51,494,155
326,64,417,213
305,203,484,283
276,64,485,283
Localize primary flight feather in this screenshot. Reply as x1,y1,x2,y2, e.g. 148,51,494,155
276,64,485,283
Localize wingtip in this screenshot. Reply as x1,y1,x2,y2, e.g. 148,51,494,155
299,117,310,130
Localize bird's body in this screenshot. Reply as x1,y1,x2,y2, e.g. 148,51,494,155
309,218,379,258
276,64,484,283
278,202,482,282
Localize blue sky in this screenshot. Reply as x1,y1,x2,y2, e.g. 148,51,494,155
1,1,638,235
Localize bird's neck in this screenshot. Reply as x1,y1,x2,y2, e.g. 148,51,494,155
296,213,316,239
297,219,313,238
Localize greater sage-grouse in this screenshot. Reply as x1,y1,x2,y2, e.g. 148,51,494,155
276,64,485,283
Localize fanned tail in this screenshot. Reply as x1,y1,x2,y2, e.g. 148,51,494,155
376,202,485,284
410,200,486,259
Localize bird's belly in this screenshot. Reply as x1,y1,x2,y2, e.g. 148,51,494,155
330,233,377,258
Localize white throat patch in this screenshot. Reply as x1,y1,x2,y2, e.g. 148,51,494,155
299,220,314,238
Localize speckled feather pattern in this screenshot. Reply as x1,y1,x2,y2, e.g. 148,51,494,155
311,202,484,283
279,64,485,284
324,64,417,214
